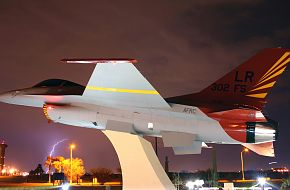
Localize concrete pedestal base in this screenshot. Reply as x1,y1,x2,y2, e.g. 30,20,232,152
103,130,176,190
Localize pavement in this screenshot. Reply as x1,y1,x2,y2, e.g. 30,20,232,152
0,183,122,190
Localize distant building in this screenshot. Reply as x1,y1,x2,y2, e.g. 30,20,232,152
0,142,8,170
271,167,289,173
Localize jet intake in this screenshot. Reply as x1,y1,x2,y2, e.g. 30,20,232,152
42,104,103,129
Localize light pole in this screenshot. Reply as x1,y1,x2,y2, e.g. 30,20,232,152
48,156,52,183
240,148,249,180
70,144,75,184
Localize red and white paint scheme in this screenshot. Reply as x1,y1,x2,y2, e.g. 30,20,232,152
1,48,289,189
1,48,289,157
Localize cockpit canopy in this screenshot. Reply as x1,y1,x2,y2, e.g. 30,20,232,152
34,79,84,88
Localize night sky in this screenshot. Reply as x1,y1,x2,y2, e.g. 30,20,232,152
0,0,290,173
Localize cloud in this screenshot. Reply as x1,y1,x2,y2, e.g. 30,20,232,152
0,0,290,171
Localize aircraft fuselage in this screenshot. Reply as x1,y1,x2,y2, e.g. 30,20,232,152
0,90,276,147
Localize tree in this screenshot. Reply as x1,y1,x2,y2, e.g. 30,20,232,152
281,177,290,190
210,149,219,187
171,173,183,190
29,170,34,176
44,156,85,182
53,156,65,173
45,156,65,173
62,158,85,182
90,167,113,184
32,164,44,175
116,167,122,174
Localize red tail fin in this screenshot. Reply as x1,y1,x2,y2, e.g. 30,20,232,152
167,48,290,111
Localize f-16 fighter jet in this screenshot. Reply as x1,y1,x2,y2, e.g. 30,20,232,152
1,48,289,189
1,48,289,157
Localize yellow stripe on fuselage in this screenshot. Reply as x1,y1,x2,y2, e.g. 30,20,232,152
86,86,159,95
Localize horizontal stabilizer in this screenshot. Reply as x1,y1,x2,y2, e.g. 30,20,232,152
242,142,274,157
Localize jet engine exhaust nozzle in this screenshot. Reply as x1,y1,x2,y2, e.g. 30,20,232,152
246,121,277,143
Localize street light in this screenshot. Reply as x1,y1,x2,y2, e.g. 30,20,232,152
241,148,249,180
70,144,75,184
258,177,266,190
258,177,266,185
48,156,52,183
61,183,70,190
186,181,194,190
186,179,204,190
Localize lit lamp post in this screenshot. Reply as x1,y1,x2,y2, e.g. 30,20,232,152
48,156,52,183
70,144,75,184
240,148,249,180
258,177,266,190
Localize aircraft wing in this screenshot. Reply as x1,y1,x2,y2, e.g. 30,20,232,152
62,59,171,109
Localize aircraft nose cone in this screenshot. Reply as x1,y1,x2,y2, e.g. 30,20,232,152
0,92,12,103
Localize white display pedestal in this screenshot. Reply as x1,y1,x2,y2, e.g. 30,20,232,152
103,130,176,190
